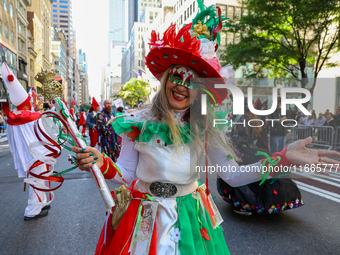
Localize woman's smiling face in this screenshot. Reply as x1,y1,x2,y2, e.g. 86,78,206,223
165,66,199,110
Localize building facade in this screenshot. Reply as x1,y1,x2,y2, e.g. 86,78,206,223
0,0,18,103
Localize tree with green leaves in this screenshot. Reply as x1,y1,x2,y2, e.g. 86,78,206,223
114,78,151,107
223,0,340,97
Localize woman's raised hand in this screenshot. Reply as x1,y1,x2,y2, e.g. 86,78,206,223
286,137,340,167
71,146,104,171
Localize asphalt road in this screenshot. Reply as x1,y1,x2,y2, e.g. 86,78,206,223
0,137,339,255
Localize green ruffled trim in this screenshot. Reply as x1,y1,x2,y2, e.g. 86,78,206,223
112,119,193,145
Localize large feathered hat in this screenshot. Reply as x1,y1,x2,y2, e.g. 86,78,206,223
145,0,233,104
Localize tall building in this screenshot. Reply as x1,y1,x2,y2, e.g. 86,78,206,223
16,0,31,91
51,28,68,101
51,0,74,57
77,49,89,105
122,0,162,84
0,0,18,103
27,0,53,94
108,0,128,68
51,0,75,105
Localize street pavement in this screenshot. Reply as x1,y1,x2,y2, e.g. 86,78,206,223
0,135,339,255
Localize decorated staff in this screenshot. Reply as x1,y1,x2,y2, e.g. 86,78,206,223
47,98,115,213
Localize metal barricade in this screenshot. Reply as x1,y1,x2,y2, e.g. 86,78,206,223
287,125,334,150
333,127,340,150
0,125,7,138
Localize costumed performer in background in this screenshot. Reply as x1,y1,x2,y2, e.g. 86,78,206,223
79,109,87,137
86,97,100,148
71,4,340,254
96,100,120,161
1,62,51,221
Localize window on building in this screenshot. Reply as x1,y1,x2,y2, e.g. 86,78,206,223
193,2,195,12
60,0,68,3
53,10,57,12
60,20,68,23
60,15,68,18
220,31,226,46
3,0,7,12
53,4,57,7
53,14,57,17
18,24,22,34
190,4,192,15
11,31,14,44
53,0,57,2
227,32,234,44
235,7,241,19
219,5,226,16
10,3,13,17
60,25,68,28
227,6,234,19
5,25,8,39
60,5,68,8
60,10,68,13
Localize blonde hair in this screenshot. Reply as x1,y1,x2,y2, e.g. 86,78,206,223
140,66,239,160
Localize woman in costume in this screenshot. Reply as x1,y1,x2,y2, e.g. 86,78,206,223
72,5,340,255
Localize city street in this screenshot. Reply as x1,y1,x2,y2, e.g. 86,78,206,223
0,136,339,255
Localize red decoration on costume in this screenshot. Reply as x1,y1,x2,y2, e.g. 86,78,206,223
91,97,99,110
100,156,118,179
16,95,32,110
7,110,41,125
7,74,14,82
79,112,86,126
69,108,74,116
200,228,211,241
273,190,278,195
126,126,141,140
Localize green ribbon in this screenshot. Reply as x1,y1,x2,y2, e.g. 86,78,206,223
256,151,281,185
51,166,78,176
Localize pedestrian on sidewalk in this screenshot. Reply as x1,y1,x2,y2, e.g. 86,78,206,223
1,62,51,221
0,110,4,134
79,110,87,137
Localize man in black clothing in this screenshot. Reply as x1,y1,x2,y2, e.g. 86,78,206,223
268,98,287,154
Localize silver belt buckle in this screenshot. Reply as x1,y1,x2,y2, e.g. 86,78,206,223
149,181,178,198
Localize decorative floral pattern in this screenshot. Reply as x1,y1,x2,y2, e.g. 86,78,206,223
170,228,181,243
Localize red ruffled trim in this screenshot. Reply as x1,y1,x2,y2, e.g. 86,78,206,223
7,110,41,125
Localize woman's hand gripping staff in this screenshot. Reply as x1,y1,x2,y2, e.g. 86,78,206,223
51,98,115,213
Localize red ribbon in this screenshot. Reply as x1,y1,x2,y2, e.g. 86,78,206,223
26,111,71,195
